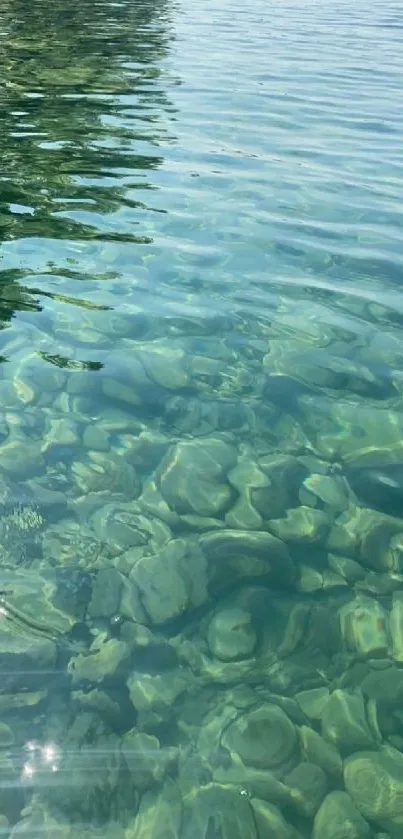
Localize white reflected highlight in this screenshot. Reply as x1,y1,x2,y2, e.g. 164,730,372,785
21,762,36,780
21,740,61,782
41,743,59,764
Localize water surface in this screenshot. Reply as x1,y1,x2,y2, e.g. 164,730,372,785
0,0,403,836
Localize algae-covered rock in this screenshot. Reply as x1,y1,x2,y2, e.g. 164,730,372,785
157,437,236,517
299,725,343,779
313,791,371,839
127,669,189,714
344,746,403,833
268,506,330,544
181,783,257,839
222,704,298,777
285,761,327,819
121,730,177,791
207,607,257,661
321,689,375,754
339,595,390,658
69,635,130,684
251,798,294,839
125,777,182,839
200,529,296,590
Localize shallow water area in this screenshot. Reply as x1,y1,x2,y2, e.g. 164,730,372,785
0,0,403,836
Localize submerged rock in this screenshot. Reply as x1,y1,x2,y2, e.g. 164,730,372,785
90,502,154,554
390,592,403,662
225,448,270,530
344,746,403,833
212,764,292,808
222,704,298,777
295,688,330,721
157,437,237,518
0,611,58,693
313,791,371,839
127,669,189,715
121,731,177,791
327,506,403,573
277,603,312,658
345,463,403,518
251,798,294,839
253,454,308,520
268,506,330,544
129,538,208,625
328,553,366,583
200,529,296,590
315,403,403,467
339,595,390,658
40,732,135,824
298,725,343,780
285,761,328,819
181,783,257,839
0,436,44,479
321,689,375,755
207,607,257,661
126,778,182,839
301,473,349,513
88,567,123,620
69,635,130,685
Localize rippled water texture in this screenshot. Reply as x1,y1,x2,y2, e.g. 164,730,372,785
0,0,403,835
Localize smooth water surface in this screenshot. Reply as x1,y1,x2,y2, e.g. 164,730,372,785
0,0,403,835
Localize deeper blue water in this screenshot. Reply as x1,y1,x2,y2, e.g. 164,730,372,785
0,0,403,836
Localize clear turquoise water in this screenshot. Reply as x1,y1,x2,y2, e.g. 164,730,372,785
0,0,403,836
